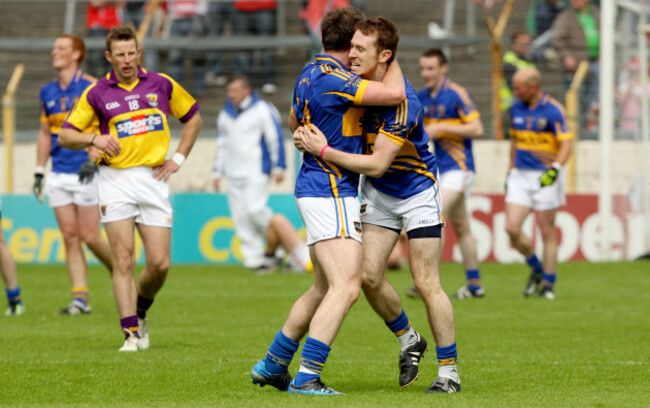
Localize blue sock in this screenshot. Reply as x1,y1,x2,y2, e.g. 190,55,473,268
436,342,458,366
465,269,482,291
294,336,330,386
264,330,299,374
526,254,543,274
5,286,22,305
385,310,411,336
541,273,556,287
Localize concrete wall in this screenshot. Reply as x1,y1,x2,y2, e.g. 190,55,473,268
0,139,644,196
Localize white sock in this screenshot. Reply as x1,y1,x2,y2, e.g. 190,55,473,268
438,364,460,383
397,327,418,350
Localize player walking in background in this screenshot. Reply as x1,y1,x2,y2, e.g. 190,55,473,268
59,26,202,351
1,197,23,316
506,67,572,300
296,18,461,393
34,34,113,315
249,7,406,395
413,48,485,300
212,75,311,274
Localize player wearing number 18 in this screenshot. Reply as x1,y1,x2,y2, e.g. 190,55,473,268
505,67,572,300
59,26,203,351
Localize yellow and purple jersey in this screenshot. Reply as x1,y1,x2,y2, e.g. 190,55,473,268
290,55,369,198
63,66,200,169
508,93,572,170
364,79,438,199
39,70,95,173
417,78,480,173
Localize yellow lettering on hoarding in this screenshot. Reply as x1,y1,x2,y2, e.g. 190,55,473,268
199,217,234,262
8,228,38,262
39,228,64,262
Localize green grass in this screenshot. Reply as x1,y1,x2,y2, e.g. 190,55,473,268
1,262,649,407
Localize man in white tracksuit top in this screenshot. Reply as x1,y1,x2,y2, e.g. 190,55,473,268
213,75,286,269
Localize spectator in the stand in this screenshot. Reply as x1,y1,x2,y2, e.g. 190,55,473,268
232,1,278,94
552,0,600,128
86,1,123,78
167,0,209,97
527,0,566,37
300,0,351,61
501,32,536,113
205,0,235,88
122,1,160,72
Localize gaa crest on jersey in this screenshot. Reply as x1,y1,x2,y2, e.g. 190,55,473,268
146,93,159,107
537,118,547,129
437,104,446,117
115,114,164,138
360,203,367,215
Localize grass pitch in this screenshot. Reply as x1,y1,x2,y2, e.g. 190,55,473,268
1,261,648,407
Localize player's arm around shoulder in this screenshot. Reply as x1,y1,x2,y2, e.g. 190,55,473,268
361,59,406,106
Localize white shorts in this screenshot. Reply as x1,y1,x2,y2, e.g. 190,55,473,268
46,172,99,208
360,179,444,233
505,167,566,211
296,196,362,245
98,166,172,227
440,170,475,195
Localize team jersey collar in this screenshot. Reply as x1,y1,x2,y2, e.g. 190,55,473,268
107,65,148,86
315,54,348,71
429,77,449,99
58,68,83,90
525,92,548,111
225,91,260,117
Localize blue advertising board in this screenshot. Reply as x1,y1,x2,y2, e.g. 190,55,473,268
1,194,305,265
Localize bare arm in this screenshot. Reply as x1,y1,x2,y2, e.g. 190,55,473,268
59,127,121,157
554,139,572,167
36,122,52,167
289,114,300,133
153,112,203,181
299,124,401,178
425,117,484,140
360,59,406,106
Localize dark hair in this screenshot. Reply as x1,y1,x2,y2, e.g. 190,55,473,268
321,7,365,51
227,74,251,89
106,26,138,53
57,34,86,63
355,17,399,64
421,48,447,66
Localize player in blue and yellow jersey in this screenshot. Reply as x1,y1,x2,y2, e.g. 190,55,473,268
297,17,461,394
415,48,485,300
60,26,202,351
35,34,113,316
249,8,406,396
506,67,572,300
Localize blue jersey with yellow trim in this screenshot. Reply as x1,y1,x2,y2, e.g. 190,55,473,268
39,70,94,173
509,93,572,170
364,79,438,199
417,78,480,173
290,55,369,198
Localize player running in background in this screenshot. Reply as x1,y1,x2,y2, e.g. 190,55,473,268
296,17,461,393
34,34,113,315
1,197,23,316
212,75,311,274
506,67,572,300
412,48,485,300
249,7,406,395
60,26,202,351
